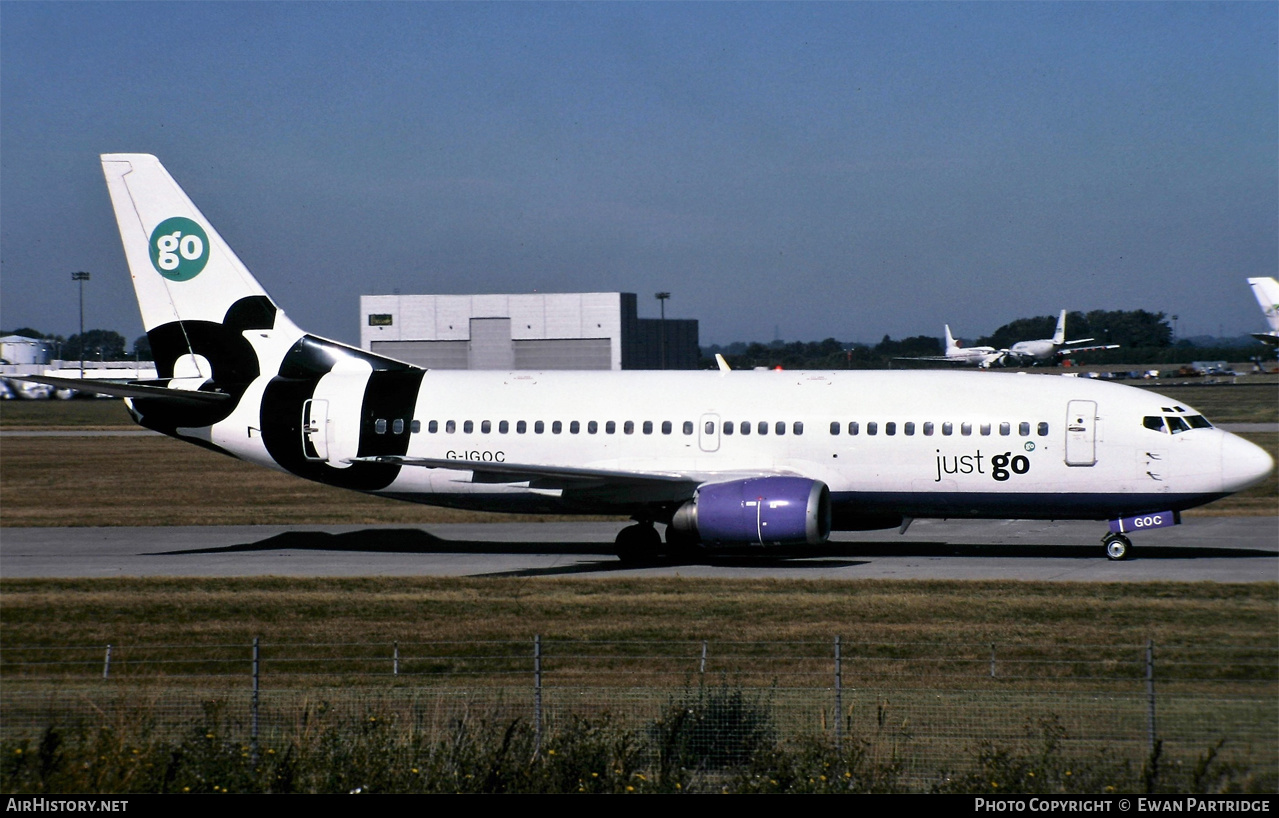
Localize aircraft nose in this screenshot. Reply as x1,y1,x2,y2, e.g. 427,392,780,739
1220,432,1274,493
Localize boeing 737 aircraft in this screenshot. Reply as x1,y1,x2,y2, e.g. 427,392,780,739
1248,277,1279,347
20,156,1274,562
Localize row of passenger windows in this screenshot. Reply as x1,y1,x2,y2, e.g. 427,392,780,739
371,417,1052,438
830,420,1051,438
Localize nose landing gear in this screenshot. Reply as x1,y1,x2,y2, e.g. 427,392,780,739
1102,532,1132,561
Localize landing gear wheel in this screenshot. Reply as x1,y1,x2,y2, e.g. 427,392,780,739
1103,533,1132,561
616,523,662,565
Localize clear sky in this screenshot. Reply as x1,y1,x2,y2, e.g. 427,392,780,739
2,1,1275,347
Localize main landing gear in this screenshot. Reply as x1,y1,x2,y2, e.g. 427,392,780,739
615,522,663,565
1102,532,1132,561
615,521,701,564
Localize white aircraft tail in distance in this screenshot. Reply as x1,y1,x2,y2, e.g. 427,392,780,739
1247,277,1279,347
25,154,1272,563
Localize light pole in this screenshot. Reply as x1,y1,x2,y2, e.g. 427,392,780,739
655,292,671,369
72,271,90,378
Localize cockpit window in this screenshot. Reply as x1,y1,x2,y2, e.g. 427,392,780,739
1186,415,1212,429
1143,416,1165,433
1166,416,1190,434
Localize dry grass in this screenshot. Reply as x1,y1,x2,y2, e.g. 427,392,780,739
1,577,1273,647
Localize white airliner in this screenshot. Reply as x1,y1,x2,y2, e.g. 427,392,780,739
1248,277,1279,347
909,325,1004,368
999,310,1120,365
20,155,1274,562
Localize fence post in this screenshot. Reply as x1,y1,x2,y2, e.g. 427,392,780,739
393,640,399,676
834,635,843,746
251,637,260,764
990,643,996,678
533,635,542,754
103,644,111,680
1146,640,1156,756
700,640,708,676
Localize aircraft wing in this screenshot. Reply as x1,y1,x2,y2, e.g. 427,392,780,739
1056,344,1120,356
7,374,232,405
354,455,789,501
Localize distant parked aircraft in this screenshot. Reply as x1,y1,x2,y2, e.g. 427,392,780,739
1247,277,1279,347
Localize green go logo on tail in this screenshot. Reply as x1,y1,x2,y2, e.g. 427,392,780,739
149,217,209,281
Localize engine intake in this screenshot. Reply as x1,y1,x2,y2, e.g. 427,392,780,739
671,477,831,545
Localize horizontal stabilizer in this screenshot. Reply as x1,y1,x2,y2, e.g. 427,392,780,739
8,375,232,405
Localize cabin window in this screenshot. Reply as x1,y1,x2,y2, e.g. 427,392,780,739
830,421,840,435
885,422,896,436
411,420,421,434
848,422,859,435
481,420,491,434
516,420,526,434
552,421,562,434
740,421,750,436
961,423,972,436
904,422,915,436
705,421,715,435
446,420,456,434
979,423,991,436
793,421,804,435
923,422,934,436
534,421,545,434
1019,422,1030,436
463,420,474,434
606,421,616,434
758,421,768,436
375,418,387,435
724,421,734,435
867,422,878,436
1037,422,1049,436
643,421,653,435
684,421,695,435
775,421,785,436
571,421,581,434
624,420,634,434
942,422,953,436
662,421,672,435
429,420,439,433
392,419,405,435
999,422,1010,436
587,421,598,434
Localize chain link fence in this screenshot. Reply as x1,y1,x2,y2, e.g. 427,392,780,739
3,638,1274,789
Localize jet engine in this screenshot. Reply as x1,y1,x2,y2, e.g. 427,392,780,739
670,477,831,545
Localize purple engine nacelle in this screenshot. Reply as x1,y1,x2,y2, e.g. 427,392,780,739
671,477,831,545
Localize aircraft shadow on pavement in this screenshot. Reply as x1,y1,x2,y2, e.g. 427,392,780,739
148,528,1277,570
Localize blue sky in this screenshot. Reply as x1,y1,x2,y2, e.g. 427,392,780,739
2,2,1275,347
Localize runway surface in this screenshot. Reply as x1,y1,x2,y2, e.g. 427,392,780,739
2,517,1275,581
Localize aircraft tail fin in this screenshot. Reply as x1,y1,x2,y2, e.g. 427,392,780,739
944,324,959,351
1248,277,1279,333
1052,310,1067,345
100,154,304,386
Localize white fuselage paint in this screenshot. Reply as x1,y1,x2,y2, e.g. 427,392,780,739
211,367,1266,521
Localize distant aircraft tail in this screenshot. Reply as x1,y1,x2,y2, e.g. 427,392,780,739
1052,310,1067,345
1248,277,1279,333
944,324,959,352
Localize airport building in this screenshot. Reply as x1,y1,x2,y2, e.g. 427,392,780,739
359,293,700,370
